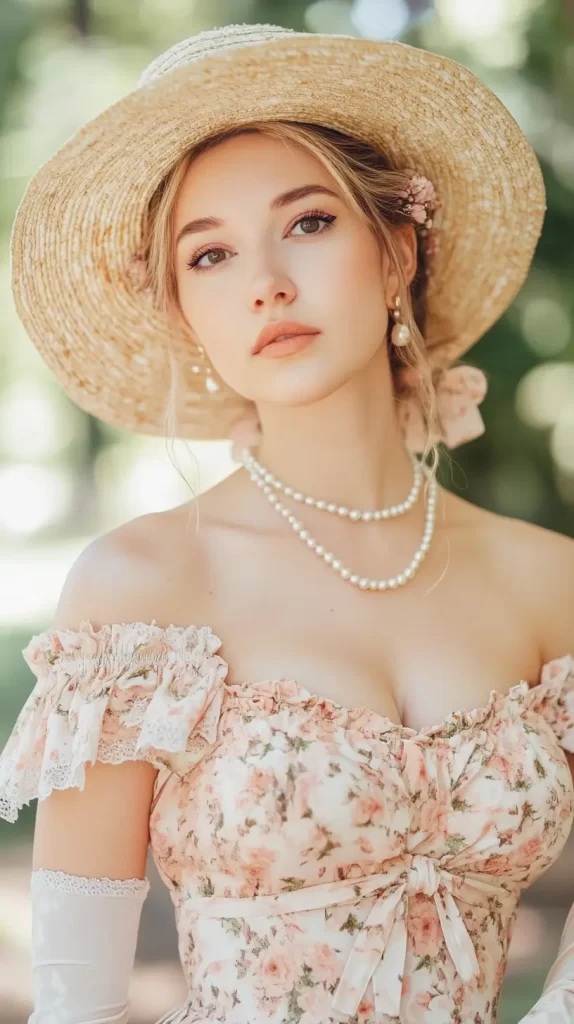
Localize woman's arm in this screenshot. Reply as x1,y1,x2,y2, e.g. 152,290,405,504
30,778,154,1024
27,530,161,1022
33,758,157,877
29,763,156,1024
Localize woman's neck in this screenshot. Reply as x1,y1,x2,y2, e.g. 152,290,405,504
253,366,416,511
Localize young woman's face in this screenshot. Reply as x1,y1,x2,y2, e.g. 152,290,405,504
172,132,415,406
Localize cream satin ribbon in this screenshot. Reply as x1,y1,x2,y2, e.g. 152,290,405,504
182,853,519,1020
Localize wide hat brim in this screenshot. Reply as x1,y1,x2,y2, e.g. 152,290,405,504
11,29,546,441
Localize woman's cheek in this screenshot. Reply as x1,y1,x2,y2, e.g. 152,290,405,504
324,232,383,301
188,309,247,387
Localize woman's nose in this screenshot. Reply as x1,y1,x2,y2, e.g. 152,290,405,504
249,269,297,311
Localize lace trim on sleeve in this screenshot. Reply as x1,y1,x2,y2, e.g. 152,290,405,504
0,619,229,822
31,868,150,899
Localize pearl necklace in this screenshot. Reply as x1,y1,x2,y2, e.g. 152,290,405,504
241,447,437,591
243,449,423,520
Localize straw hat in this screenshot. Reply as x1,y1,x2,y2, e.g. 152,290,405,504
11,22,545,441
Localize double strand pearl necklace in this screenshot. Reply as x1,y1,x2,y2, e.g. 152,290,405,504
244,449,424,520
241,447,437,591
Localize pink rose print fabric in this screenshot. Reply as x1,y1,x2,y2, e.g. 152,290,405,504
0,620,573,1024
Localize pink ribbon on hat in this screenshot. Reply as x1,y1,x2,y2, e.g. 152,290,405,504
228,365,487,462
395,365,488,453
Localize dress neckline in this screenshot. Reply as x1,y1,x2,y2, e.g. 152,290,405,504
222,674,540,741
28,618,574,744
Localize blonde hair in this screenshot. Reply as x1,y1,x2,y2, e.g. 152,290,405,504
143,119,446,502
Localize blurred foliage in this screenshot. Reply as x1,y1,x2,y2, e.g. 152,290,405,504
500,967,554,1022
0,1,30,130
418,0,574,532
0,628,37,845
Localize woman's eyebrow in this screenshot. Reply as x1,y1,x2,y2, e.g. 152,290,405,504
175,184,340,246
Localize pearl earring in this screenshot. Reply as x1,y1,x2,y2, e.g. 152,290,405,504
390,295,411,347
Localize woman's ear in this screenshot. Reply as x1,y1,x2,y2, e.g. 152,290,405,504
385,223,418,302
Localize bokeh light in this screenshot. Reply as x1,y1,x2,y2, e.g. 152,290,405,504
0,380,79,460
0,464,74,535
520,296,571,358
515,363,574,429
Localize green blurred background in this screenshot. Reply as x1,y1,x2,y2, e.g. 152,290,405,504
0,1,573,1021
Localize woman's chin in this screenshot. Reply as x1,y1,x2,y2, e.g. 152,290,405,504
218,354,376,409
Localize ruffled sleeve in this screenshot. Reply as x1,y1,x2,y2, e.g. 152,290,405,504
528,654,574,753
0,620,229,823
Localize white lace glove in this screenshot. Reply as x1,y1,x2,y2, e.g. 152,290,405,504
28,868,149,1023
519,902,574,1022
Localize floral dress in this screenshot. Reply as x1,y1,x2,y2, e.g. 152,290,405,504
0,620,573,1024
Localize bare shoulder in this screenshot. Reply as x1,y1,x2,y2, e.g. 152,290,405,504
502,514,574,661
51,466,256,633
488,509,574,599
493,514,574,778
52,504,206,631
443,485,574,567
450,489,574,660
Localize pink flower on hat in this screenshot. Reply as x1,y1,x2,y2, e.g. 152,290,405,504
410,175,437,206
396,171,440,225
396,365,488,454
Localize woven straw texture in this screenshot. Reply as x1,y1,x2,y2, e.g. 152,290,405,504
10,23,546,440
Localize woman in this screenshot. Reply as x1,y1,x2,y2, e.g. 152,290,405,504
0,22,573,1024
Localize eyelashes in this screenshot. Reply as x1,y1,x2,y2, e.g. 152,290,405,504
185,209,337,272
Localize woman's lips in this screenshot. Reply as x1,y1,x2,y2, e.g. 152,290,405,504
256,332,320,358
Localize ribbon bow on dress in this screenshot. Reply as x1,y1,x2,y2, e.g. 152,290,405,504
182,853,518,1022
327,855,481,1019
229,365,488,462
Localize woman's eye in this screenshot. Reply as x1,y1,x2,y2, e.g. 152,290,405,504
186,248,228,272
186,210,336,272
289,211,336,236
